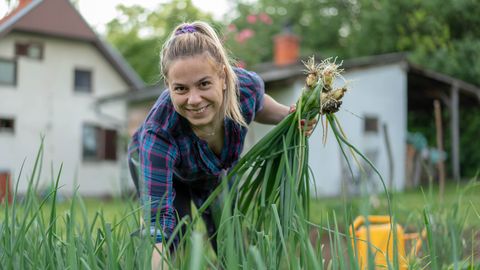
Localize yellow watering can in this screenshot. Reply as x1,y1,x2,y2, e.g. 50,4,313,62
350,215,425,269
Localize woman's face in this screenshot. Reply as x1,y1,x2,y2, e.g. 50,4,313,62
167,53,226,130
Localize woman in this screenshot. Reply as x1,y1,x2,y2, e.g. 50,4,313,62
128,21,315,268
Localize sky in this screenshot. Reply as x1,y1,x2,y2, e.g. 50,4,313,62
0,0,233,33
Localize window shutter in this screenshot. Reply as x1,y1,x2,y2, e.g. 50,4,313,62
104,129,117,161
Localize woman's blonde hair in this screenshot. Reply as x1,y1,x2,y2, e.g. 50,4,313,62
160,21,247,127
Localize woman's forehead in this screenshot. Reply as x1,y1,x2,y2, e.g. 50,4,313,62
168,55,221,82
168,54,222,81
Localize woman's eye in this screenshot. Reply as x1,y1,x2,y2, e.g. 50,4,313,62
174,86,186,92
199,81,211,88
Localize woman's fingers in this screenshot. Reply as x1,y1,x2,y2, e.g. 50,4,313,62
299,118,317,137
289,104,296,114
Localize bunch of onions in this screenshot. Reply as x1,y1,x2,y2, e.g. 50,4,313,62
223,57,351,235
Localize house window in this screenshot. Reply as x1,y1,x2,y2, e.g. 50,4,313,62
74,69,92,93
0,118,15,133
82,124,117,161
0,59,17,86
364,116,379,134
15,42,43,59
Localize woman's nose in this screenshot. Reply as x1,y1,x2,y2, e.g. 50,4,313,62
187,89,202,105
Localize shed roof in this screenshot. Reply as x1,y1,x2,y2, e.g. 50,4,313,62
257,52,480,103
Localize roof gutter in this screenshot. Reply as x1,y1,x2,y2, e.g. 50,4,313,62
0,0,43,38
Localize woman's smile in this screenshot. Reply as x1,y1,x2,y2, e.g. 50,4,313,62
186,104,211,115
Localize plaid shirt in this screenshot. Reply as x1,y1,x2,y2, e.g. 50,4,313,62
128,68,265,242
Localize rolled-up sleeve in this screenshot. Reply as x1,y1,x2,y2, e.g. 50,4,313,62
236,68,265,124
139,127,178,243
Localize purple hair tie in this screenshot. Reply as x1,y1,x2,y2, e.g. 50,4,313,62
175,25,197,35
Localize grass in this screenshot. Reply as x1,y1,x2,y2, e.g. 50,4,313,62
310,181,480,228
12,180,476,235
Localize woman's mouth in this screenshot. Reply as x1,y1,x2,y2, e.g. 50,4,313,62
187,104,210,114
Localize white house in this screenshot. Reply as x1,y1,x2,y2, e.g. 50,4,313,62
0,0,144,197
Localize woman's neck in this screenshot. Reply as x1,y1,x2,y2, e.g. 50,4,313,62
191,118,224,140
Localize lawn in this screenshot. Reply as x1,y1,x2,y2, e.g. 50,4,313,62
46,180,480,231
310,180,480,228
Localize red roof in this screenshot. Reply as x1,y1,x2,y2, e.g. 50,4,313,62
0,0,96,40
0,0,144,89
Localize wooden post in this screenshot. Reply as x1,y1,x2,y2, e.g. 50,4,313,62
434,100,445,201
450,83,461,182
382,123,394,190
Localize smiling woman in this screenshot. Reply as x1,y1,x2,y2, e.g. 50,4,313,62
126,21,315,269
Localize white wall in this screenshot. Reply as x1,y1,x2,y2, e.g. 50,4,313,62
0,32,130,196
246,63,407,197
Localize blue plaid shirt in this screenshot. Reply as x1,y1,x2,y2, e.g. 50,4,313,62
128,68,265,242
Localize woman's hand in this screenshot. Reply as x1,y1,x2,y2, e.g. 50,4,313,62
289,105,317,137
254,96,317,137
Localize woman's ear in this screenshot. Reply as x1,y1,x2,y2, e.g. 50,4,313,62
222,65,227,90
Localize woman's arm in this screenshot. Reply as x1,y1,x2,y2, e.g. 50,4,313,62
254,94,317,136
152,243,169,269
254,94,290,125
139,130,178,268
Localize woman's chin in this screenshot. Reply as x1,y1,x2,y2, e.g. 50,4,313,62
186,115,213,128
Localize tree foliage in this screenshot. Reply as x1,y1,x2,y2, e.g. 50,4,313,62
226,0,480,86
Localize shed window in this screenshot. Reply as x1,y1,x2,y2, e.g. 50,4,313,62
364,116,379,134
0,59,16,86
0,118,15,133
74,69,92,93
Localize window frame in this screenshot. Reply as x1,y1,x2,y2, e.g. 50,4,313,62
15,42,44,60
0,117,15,134
82,123,118,162
74,68,93,93
364,115,379,134
0,58,17,86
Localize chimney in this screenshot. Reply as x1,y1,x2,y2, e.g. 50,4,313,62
16,0,33,10
19,0,33,5
274,31,299,66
